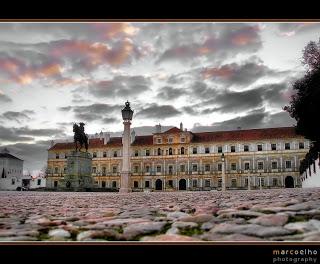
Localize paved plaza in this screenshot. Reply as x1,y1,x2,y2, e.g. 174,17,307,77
0,188,320,242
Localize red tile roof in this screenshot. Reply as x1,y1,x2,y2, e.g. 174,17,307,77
161,127,182,134
132,135,153,146
48,127,301,151
192,127,299,143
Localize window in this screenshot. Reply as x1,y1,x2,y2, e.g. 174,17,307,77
192,164,198,172
218,146,222,153
218,179,222,187
12,179,15,185
92,167,96,174
273,178,278,186
245,178,248,186
260,178,265,186
245,162,250,170
181,147,185,155
145,166,150,173
157,148,161,156
134,150,139,156
231,163,237,171
102,167,106,175
272,161,278,169
271,143,277,151
257,144,262,151
205,147,210,154
64,167,67,173
93,152,97,158
218,163,222,171
101,181,106,188
37,179,41,185
244,145,249,152
146,149,150,156
205,180,210,187
168,165,173,174
285,143,290,150
231,146,235,152
134,166,139,173
54,167,59,174
112,181,117,188
192,180,197,187
113,151,117,157
145,181,150,188
168,180,173,187
103,152,107,157
54,181,58,188
205,164,210,171
134,181,138,188
157,138,162,144
258,162,264,170
56,153,59,159
180,164,185,172
156,166,161,173
285,160,292,169
180,137,185,143
169,148,173,155
193,147,197,154
231,179,237,188
112,166,117,173
299,142,304,149
168,137,173,143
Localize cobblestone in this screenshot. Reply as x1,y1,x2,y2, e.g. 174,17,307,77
0,188,320,241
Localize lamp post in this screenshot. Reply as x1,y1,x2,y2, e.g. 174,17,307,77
119,101,134,193
221,153,226,191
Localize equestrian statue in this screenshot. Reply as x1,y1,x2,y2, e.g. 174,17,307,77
73,122,89,152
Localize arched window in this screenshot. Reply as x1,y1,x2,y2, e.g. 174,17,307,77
181,147,185,155
169,148,173,155
158,148,161,156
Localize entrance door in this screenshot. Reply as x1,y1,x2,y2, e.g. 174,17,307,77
155,179,162,190
285,176,294,188
179,179,187,190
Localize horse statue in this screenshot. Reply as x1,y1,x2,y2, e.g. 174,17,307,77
73,122,88,152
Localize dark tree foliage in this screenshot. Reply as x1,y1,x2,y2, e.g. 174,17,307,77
284,38,320,177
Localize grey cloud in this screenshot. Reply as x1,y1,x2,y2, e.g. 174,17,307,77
58,106,72,112
136,103,181,119
278,23,320,36
15,127,66,137
0,126,34,142
88,75,151,98
0,93,12,103
0,110,34,123
156,86,185,100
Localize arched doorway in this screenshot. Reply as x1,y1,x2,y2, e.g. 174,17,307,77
179,179,187,190
155,179,162,190
285,176,294,188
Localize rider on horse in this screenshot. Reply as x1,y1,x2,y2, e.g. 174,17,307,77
73,122,88,152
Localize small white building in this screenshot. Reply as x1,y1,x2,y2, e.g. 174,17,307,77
0,148,24,190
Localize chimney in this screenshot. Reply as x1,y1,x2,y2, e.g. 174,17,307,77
104,133,110,145
180,122,183,131
155,123,161,133
131,129,136,144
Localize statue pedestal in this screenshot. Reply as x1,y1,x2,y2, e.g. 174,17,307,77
59,151,94,191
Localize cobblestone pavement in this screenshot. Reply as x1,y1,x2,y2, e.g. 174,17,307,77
1,188,320,242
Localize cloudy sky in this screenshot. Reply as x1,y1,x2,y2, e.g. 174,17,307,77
0,22,319,173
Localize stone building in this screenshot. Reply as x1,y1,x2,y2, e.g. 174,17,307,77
0,148,24,190
46,125,309,191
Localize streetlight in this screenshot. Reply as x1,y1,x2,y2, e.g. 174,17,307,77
120,101,134,193
221,152,226,191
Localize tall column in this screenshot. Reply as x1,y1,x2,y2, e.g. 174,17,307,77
120,101,134,193
120,120,132,193
222,158,226,191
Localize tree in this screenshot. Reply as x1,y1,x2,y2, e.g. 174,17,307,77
284,38,320,143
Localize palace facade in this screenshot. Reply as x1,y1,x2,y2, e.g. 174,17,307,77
46,124,309,191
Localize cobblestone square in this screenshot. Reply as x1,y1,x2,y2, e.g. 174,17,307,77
1,188,320,242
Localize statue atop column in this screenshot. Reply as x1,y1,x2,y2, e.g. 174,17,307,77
73,122,89,152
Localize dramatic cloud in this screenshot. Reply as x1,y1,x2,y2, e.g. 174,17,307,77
136,104,181,119
278,23,320,37
157,24,262,64
0,110,34,123
0,125,34,142
156,86,185,100
0,93,12,103
15,127,65,137
88,75,151,98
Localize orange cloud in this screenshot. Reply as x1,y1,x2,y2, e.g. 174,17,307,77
91,23,139,40
202,65,233,79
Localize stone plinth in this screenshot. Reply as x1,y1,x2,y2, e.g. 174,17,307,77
58,151,94,191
